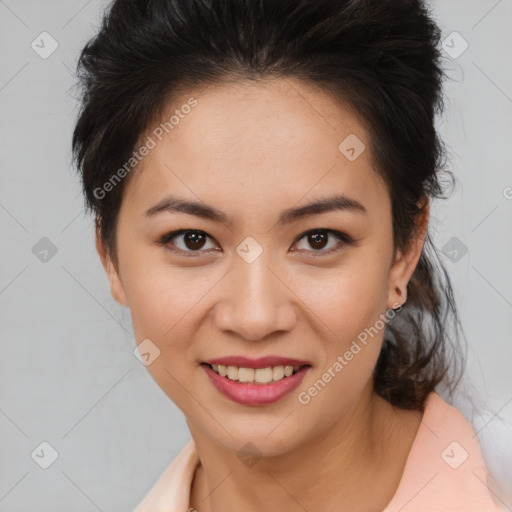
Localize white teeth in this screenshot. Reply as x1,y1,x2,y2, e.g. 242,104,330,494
238,367,254,382
227,366,239,380
254,367,273,384
272,366,284,381
208,363,305,383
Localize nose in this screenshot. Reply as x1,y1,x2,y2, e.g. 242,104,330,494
213,252,297,341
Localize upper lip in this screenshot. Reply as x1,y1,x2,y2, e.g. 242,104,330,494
203,356,311,368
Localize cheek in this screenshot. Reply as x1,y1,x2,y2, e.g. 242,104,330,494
291,253,390,344
288,253,391,406
117,249,215,398
121,258,211,406
290,267,390,428
120,245,213,337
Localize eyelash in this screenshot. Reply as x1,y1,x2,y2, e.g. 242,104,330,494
157,228,355,258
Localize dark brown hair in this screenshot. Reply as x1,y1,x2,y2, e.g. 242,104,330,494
72,0,466,410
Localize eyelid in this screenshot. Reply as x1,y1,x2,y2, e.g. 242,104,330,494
157,228,355,257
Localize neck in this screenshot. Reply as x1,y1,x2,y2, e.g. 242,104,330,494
188,381,422,512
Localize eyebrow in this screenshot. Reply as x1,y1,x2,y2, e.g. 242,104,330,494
144,193,367,225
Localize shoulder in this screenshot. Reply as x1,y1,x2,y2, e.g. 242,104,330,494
132,440,198,512
384,391,505,511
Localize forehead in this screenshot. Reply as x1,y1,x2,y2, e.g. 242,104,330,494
123,78,388,222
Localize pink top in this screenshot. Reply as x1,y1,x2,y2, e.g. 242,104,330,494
133,392,504,511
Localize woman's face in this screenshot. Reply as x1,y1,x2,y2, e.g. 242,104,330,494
98,78,424,456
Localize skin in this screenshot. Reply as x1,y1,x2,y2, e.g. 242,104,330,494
97,78,429,511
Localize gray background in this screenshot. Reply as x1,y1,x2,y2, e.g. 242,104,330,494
1,0,511,510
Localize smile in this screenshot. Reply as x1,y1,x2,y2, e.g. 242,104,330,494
201,363,311,406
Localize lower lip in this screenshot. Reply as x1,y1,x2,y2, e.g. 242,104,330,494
201,364,310,406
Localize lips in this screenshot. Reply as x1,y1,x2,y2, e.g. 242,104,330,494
201,362,310,406
200,355,311,405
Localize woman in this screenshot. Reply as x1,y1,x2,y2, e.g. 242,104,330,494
71,0,506,510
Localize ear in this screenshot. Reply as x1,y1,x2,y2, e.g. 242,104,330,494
95,226,128,307
387,198,429,310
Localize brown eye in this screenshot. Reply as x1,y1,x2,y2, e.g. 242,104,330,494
307,231,329,250
158,229,218,256
293,229,352,256
182,231,207,250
